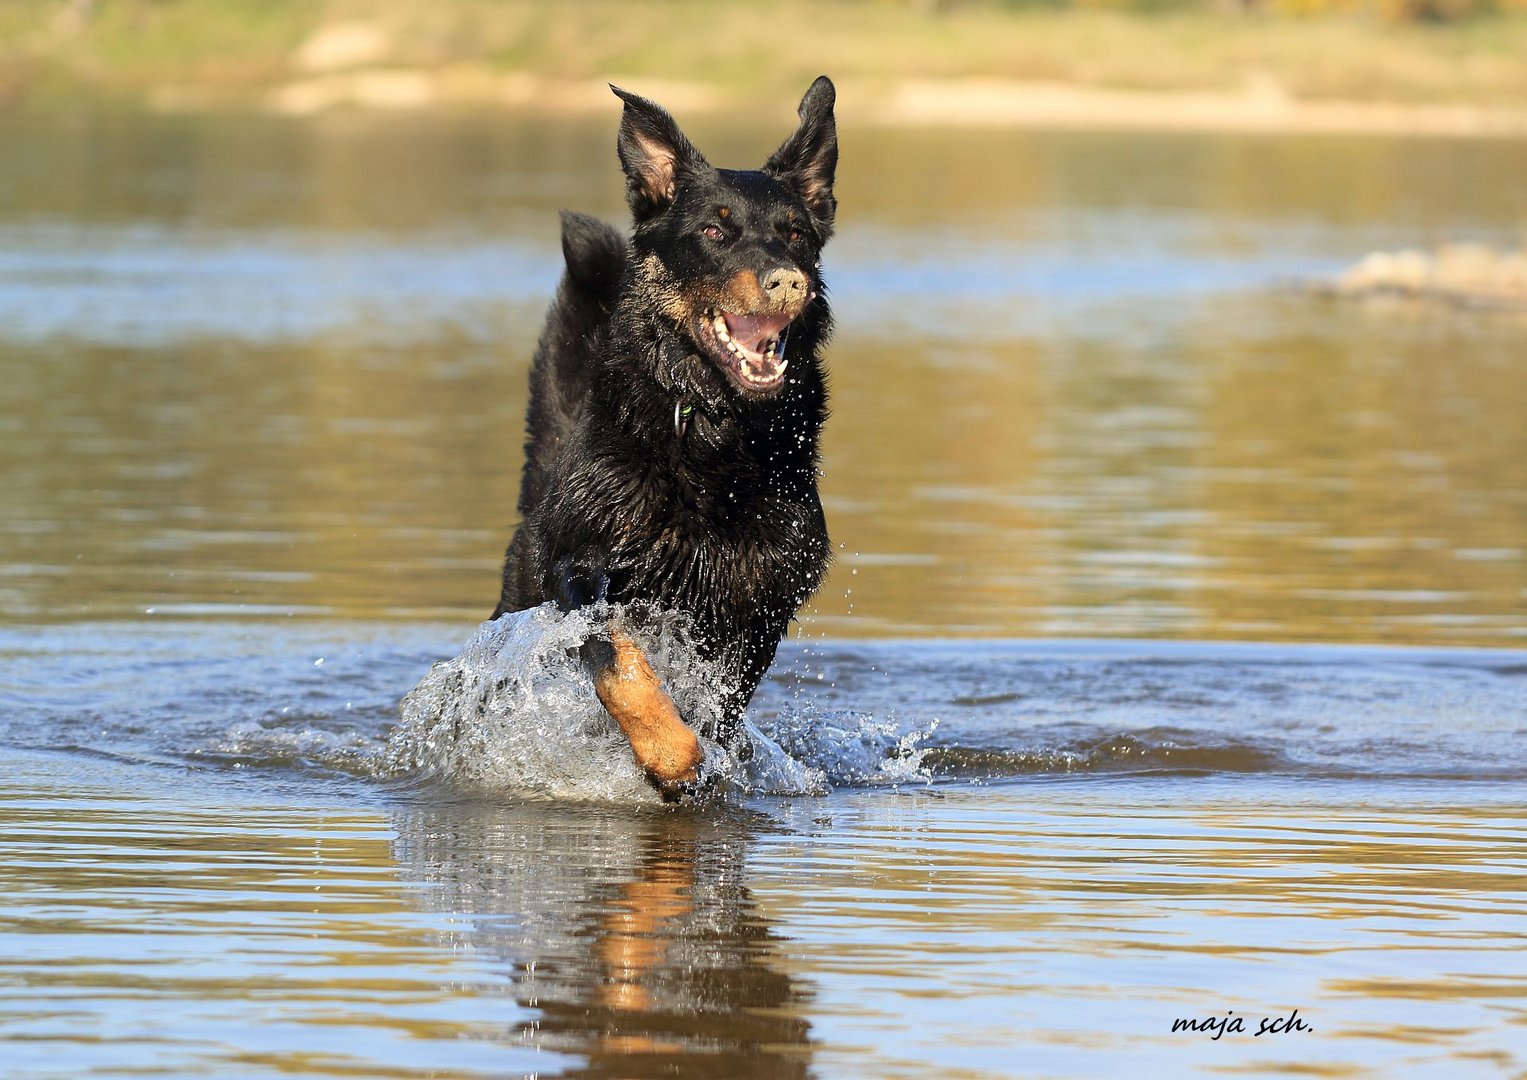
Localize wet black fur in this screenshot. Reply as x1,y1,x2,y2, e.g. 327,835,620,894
494,77,839,740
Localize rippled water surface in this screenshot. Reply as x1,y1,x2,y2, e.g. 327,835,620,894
1,108,1524,1077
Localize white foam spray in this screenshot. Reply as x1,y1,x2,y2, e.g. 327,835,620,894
381,605,934,802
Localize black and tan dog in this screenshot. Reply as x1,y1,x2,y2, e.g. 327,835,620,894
493,77,839,797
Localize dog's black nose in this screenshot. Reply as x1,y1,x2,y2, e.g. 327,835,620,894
761,266,808,298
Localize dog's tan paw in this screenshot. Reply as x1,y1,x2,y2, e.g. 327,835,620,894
593,629,705,797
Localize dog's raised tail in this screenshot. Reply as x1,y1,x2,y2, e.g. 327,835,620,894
558,210,626,309
509,212,629,528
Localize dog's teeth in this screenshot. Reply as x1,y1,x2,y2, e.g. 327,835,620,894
714,314,730,342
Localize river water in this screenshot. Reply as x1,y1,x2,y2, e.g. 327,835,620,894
0,109,1523,1078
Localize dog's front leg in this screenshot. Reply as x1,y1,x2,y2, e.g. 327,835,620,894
555,562,704,799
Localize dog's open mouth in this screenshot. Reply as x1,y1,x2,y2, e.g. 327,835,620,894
698,308,793,394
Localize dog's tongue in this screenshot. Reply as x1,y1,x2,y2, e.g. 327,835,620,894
722,311,791,353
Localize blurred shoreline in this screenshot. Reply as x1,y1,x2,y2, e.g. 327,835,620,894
240,72,1527,137
5,4,1527,136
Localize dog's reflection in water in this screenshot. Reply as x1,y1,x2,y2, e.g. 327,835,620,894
391,803,811,1078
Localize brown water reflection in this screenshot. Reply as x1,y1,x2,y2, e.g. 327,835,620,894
826,294,1527,641
0,752,554,1078
750,787,1527,1078
0,641,1522,1078
392,804,812,1079
1,111,1524,645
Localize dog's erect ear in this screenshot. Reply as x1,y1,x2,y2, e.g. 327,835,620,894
765,75,838,235
611,85,708,222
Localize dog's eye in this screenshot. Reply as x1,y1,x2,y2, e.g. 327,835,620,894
702,225,726,242
788,229,804,244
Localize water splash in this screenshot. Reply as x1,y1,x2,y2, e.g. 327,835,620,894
379,605,934,802
760,704,937,788
381,605,654,801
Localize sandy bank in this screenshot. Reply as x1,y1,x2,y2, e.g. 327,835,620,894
215,68,1527,138
1321,244,1527,308
870,77,1527,137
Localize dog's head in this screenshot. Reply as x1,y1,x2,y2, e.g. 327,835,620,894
612,77,837,400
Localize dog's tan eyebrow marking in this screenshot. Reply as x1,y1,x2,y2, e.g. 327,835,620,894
718,206,730,219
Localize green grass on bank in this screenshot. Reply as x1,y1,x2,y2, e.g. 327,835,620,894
4,0,1527,111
